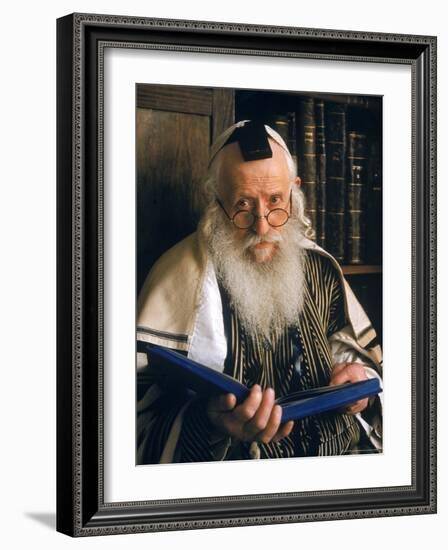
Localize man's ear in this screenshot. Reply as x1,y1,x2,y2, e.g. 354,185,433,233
294,176,302,188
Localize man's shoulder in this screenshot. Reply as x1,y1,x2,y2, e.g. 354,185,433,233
137,231,209,339
151,232,205,273
302,240,342,280
137,231,208,308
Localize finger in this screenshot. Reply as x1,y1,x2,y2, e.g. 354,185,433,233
329,364,349,386
330,363,369,386
208,392,237,413
345,398,368,415
232,384,263,423
272,419,295,442
243,388,276,437
256,404,283,444
346,363,368,381
330,370,353,386
331,363,348,376
332,370,367,386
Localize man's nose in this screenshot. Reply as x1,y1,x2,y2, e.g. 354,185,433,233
253,213,270,236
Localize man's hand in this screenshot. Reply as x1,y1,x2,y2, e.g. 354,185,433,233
329,362,369,414
206,384,294,444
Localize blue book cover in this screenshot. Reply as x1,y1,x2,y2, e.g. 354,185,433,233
138,341,382,423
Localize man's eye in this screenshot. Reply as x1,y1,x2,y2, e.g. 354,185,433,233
271,196,281,205
237,199,249,209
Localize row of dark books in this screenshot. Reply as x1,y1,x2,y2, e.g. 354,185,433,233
269,98,382,266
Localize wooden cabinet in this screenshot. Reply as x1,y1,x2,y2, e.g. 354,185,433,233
136,84,234,292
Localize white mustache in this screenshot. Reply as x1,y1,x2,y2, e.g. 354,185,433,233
243,231,283,249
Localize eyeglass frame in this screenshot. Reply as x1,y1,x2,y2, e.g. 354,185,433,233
215,189,293,229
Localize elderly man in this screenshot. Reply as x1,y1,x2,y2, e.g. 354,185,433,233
137,120,382,464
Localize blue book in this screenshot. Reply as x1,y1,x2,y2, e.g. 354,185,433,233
138,342,382,423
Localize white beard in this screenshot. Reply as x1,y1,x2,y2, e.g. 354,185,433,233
204,207,307,342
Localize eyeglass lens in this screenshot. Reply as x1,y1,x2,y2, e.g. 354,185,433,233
233,208,289,229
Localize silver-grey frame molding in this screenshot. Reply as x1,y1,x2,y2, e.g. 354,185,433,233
56,12,437,536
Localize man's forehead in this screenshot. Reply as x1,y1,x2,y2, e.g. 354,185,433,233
217,141,290,185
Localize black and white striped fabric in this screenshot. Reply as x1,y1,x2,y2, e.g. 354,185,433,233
138,251,367,464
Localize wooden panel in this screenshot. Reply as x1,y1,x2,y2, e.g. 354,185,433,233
136,108,210,292
212,88,235,140
137,84,213,116
342,265,382,275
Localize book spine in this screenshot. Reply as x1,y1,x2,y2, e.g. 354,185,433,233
298,98,318,237
346,131,368,264
325,103,347,262
270,112,298,173
287,112,298,174
366,139,382,264
315,100,327,249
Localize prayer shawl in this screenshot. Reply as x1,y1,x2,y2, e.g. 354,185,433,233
137,231,383,463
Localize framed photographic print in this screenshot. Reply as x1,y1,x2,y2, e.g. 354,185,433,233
56,13,437,536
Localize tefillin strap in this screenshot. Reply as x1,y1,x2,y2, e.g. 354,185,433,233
224,120,273,162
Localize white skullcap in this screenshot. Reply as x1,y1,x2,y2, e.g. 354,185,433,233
208,119,292,167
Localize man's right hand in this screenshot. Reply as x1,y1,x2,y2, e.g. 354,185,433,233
206,384,294,444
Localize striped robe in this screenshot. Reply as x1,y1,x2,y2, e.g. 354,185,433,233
137,248,381,464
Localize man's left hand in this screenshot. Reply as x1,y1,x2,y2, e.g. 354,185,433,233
329,363,369,415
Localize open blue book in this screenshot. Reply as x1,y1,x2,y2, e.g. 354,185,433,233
138,341,382,423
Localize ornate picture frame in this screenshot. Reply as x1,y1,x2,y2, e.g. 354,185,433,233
56,13,437,536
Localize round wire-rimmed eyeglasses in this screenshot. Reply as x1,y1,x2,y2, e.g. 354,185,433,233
216,190,292,229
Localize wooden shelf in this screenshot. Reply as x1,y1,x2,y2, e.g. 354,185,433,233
342,265,382,275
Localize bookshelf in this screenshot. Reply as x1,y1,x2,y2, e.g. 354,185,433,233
235,88,382,268
342,265,382,276
235,88,383,344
